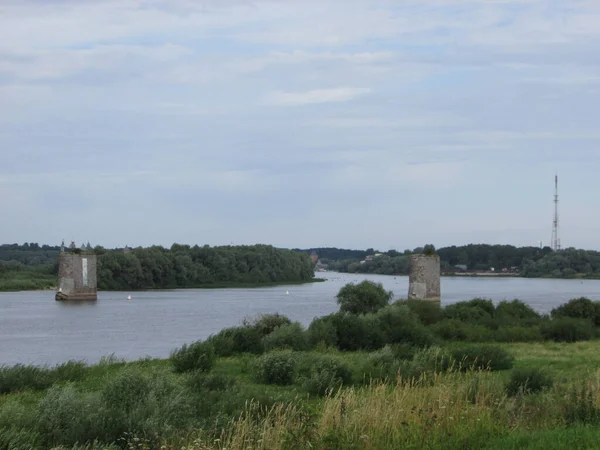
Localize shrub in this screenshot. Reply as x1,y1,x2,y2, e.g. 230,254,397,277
564,381,600,425
307,315,338,348
330,313,373,351
375,305,436,347
52,360,88,383
541,317,594,342
299,354,352,396
358,346,400,384
0,364,52,394
551,298,598,325
496,300,541,321
245,313,292,337
336,280,392,314
405,346,453,379
431,319,494,342
207,326,264,357
37,384,104,447
170,340,215,373
252,351,296,385
101,367,151,413
395,299,442,325
506,368,553,396
451,345,514,371
186,372,236,393
443,299,494,324
262,322,309,351
494,326,543,342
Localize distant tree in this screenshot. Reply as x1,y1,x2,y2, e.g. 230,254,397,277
336,280,393,315
423,244,436,256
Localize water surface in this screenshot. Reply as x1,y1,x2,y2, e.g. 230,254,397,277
1,272,599,366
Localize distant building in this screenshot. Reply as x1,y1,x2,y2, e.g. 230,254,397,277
454,265,468,272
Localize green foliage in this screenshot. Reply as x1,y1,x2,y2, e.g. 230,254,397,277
551,297,599,325
170,341,216,373
262,322,309,351
494,326,543,342
96,244,315,290
336,280,392,314
247,313,293,337
297,354,352,396
423,244,436,256
541,317,594,342
564,381,600,425
0,361,89,394
375,305,437,347
505,368,553,396
307,315,338,348
186,371,236,393
252,351,297,385
431,319,494,342
207,326,264,357
395,299,443,325
443,299,495,323
496,300,541,321
101,367,151,412
358,346,401,384
451,344,514,371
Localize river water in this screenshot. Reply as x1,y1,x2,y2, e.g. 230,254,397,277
1,272,600,366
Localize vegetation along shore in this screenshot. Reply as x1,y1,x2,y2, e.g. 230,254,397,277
2,280,600,449
3,242,600,292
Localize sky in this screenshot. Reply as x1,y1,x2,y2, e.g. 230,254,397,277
1,0,600,251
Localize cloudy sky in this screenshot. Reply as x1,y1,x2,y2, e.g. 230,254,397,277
1,0,599,251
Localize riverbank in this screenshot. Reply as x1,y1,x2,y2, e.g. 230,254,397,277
0,276,326,293
2,339,600,449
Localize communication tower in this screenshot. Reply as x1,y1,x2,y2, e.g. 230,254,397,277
551,174,561,251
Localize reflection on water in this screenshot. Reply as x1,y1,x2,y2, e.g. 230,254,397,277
1,272,600,366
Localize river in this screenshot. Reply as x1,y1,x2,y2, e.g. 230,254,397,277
1,272,599,366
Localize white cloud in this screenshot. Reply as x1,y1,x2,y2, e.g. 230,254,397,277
266,87,372,106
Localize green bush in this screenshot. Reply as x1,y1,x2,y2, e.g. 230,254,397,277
494,326,543,342
307,315,338,348
245,313,292,337
52,360,89,383
358,346,401,384
564,381,600,425
505,368,553,396
186,371,236,393
0,364,52,394
395,299,442,325
404,346,453,379
443,299,494,324
451,345,514,371
496,300,541,321
101,367,151,413
336,280,392,314
330,313,374,351
551,298,599,325
252,351,296,385
431,319,494,342
207,326,264,356
170,340,216,373
375,305,436,347
541,317,594,342
262,322,309,351
298,354,352,396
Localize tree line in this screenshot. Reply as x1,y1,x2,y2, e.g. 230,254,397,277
302,244,600,279
1,243,316,290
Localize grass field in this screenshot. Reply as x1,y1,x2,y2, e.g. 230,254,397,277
2,340,600,449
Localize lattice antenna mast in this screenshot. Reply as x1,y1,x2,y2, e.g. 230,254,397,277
551,174,561,251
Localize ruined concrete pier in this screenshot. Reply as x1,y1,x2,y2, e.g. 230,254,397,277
408,254,440,302
55,252,97,301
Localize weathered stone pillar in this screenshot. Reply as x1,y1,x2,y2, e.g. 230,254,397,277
55,252,98,301
408,254,440,302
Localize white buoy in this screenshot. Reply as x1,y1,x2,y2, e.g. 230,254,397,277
127,295,132,301
286,290,289,295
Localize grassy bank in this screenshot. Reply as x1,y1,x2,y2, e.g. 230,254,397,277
3,293,600,448
0,270,55,292
2,341,600,449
